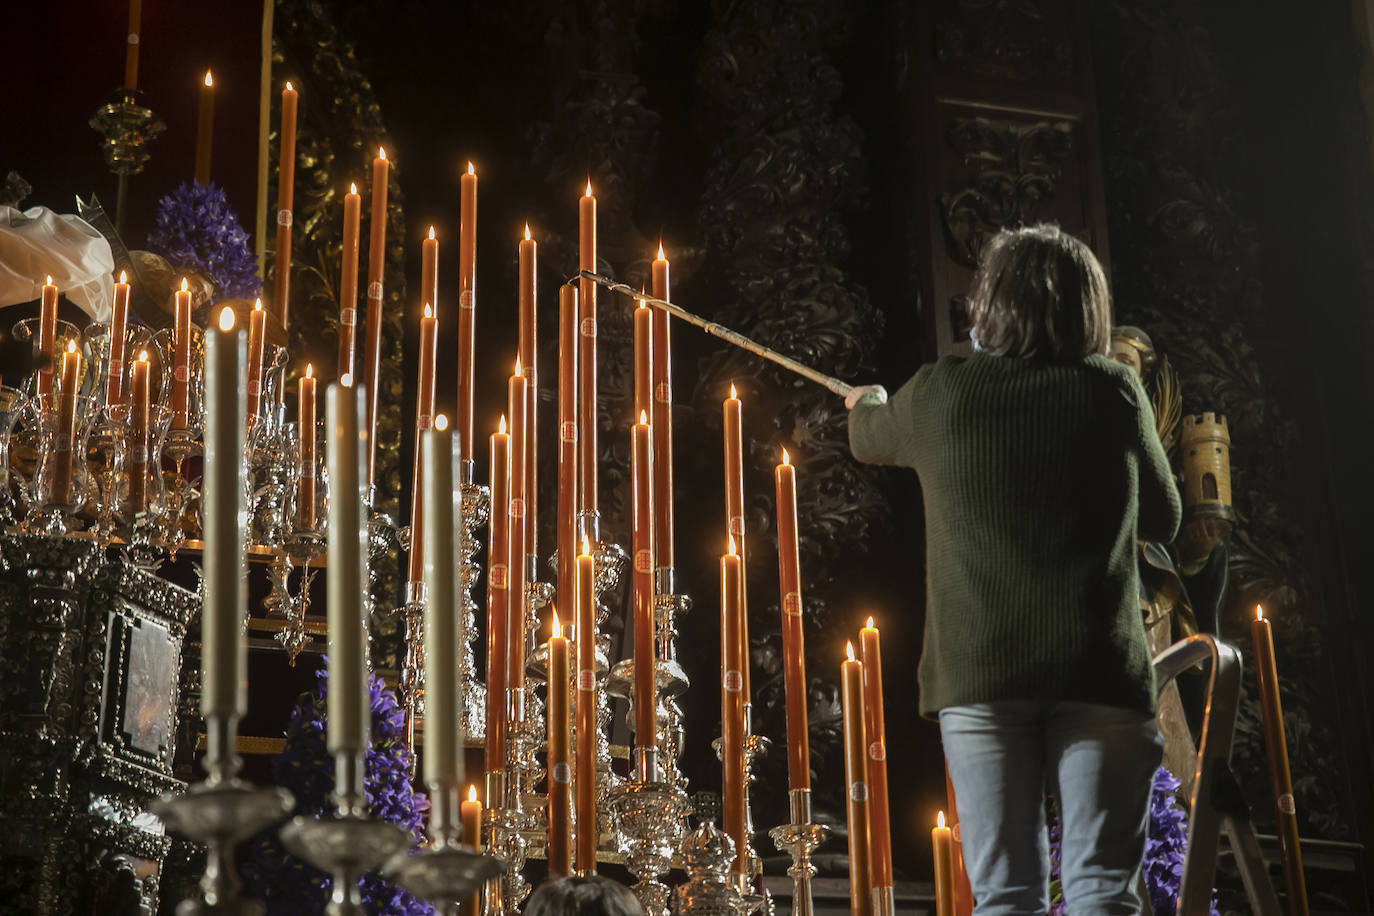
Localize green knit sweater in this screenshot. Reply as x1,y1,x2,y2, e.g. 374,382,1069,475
849,353,1181,717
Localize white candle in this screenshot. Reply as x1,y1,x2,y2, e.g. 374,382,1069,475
423,414,463,788
201,308,248,719
327,378,369,753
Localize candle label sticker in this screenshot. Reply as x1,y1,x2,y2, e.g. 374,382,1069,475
340,307,357,327
552,762,572,785
368,281,383,300
783,592,802,617
1278,793,1296,815
417,414,432,431
868,741,886,762
247,379,261,396
129,444,147,463
655,382,671,403
55,433,71,450
489,564,508,588
174,366,189,382
723,670,743,693
108,359,122,375
729,515,744,536
577,669,596,691
300,459,315,479
849,781,869,803
510,498,526,519
560,421,577,443
580,317,597,338
460,290,475,309
277,209,293,228
129,33,139,44
634,549,652,573
952,823,962,843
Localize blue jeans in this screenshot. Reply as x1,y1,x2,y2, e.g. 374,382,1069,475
939,700,1163,915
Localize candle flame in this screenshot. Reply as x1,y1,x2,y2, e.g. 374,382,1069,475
729,382,738,399
938,811,946,829
66,339,76,354
728,534,737,557
45,275,53,286
341,372,353,387
637,297,647,310
349,181,357,194
180,277,189,292
498,415,507,435
423,302,432,319
1256,604,1264,621
551,612,562,639
379,147,387,160
119,270,127,284
582,535,592,557
467,161,475,176
639,409,648,425
204,70,213,87
524,223,531,241
138,350,148,362
218,307,235,331
584,179,592,197
865,615,876,630
428,226,435,240
846,641,855,662
305,363,313,379
253,297,263,312
467,784,478,803
781,447,790,466
514,356,522,376
657,241,666,261
435,413,449,431
285,80,293,91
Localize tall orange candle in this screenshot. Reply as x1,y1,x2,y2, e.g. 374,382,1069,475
557,285,579,648
363,147,389,489
841,643,872,916
723,384,751,697
37,276,58,408
507,362,529,690
128,351,150,514
574,539,597,873
273,81,298,331
933,812,955,916
547,612,572,876
457,163,478,462
518,225,538,560
634,299,652,420
650,245,674,572
577,182,598,524
195,70,215,185
407,304,437,585
52,341,81,506
171,278,192,430
246,299,267,423
106,272,130,407
484,420,510,773
631,412,655,751
337,182,361,382
461,785,483,916
860,618,893,893
721,539,747,877
421,227,438,323
774,448,810,791
296,364,317,530
1252,605,1309,916
123,0,142,90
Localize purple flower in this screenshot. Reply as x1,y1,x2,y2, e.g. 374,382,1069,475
147,180,261,303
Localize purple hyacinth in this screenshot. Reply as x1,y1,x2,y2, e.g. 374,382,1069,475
147,180,261,303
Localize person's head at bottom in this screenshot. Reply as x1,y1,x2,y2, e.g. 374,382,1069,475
524,875,645,916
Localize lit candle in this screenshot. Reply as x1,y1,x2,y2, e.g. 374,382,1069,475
172,277,192,430
547,611,572,876
721,537,747,877
128,351,150,514
457,163,478,462
860,617,893,893
932,811,955,916
363,147,389,490
841,642,872,916
296,364,317,531
774,447,810,791
723,383,751,698
484,418,510,774
52,341,81,506
650,243,674,573
577,181,598,525
195,69,215,185
246,298,267,424
106,271,130,407
634,297,652,420
1251,605,1309,914
273,80,298,331
574,537,597,873
408,303,438,586
556,285,579,657
326,379,369,757
123,0,142,90
518,224,538,562
507,359,529,691
423,415,463,787
337,182,361,382
202,308,248,720
631,411,655,751
37,275,57,408
421,226,438,322
461,784,483,916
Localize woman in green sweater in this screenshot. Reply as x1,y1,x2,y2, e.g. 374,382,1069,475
847,224,1181,915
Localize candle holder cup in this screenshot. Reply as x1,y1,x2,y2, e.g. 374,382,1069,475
385,780,505,916
607,747,692,916
0,386,26,527
27,399,95,537
768,789,828,916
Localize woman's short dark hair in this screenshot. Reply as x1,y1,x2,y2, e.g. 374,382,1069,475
966,224,1111,360
525,875,645,916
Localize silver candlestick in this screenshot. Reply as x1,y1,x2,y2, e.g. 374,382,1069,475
654,567,692,791
768,789,828,916
153,715,294,914
458,460,489,741
497,687,533,912
607,748,691,916
280,753,412,916
391,578,427,767
387,781,505,916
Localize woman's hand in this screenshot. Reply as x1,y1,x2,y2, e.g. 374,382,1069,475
844,384,887,410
